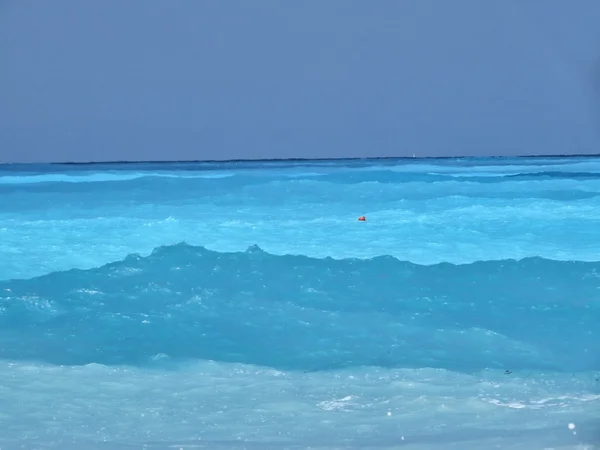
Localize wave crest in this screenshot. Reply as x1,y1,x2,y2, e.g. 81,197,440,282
0,243,598,372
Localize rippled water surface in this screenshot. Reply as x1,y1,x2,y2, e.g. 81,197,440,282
0,157,598,449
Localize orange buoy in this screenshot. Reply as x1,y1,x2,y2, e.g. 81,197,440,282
358,215,366,221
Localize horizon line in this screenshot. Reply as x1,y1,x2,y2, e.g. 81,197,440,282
2,153,600,166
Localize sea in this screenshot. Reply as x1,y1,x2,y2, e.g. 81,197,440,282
0,156,598,450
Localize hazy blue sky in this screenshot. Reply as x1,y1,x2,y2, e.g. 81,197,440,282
1,0,600,163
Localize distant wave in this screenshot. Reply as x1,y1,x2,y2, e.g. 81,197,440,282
4,168,600,190
1,243,597,372
0,171,236,185
506,171,600,180
3,171,599,206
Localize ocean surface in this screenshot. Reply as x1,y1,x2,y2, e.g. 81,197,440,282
0,156,598,449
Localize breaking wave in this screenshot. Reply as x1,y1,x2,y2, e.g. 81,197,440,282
1,243,597,372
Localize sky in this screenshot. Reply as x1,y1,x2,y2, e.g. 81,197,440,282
1,0,600,163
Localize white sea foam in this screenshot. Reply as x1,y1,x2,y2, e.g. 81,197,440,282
0,361,596,449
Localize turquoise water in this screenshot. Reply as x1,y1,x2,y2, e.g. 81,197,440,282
0,157,598,449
